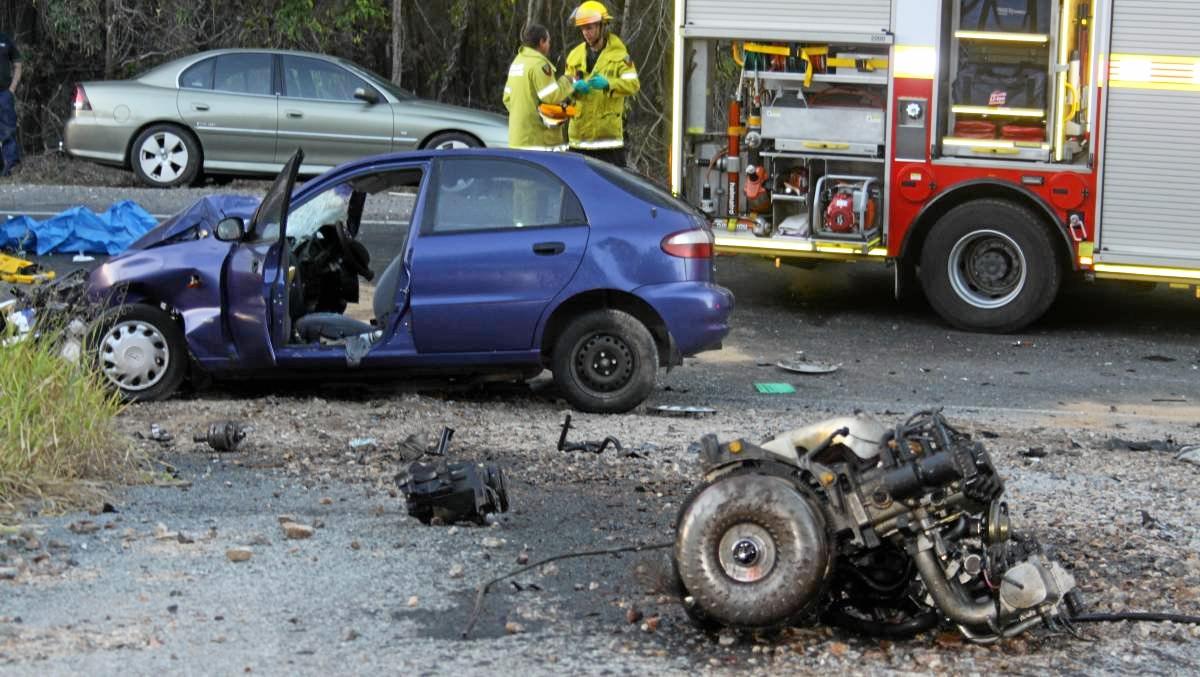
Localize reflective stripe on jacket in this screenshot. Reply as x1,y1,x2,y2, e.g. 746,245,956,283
565,34,640,150
502,46,572,150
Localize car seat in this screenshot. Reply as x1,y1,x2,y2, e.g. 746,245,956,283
293,253,406,343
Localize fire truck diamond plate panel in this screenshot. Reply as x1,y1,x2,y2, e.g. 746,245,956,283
684,0,892,37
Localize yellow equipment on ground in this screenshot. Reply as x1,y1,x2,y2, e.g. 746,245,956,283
0,252,56,285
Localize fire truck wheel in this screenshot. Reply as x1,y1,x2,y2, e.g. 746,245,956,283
674,473,829,628
920,200,1060,333
551,309,658,413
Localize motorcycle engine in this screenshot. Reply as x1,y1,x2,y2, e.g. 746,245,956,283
676,410,1079,642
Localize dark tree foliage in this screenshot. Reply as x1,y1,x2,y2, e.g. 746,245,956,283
2,0,673,176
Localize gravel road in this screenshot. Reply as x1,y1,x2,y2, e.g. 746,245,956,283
3,182,1200,675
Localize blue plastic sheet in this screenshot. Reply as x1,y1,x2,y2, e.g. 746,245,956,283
0,200,158,256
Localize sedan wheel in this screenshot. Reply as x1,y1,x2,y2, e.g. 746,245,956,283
130,124,202,188
92,305,188,402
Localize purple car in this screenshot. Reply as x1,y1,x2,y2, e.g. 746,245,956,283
87,149,732,413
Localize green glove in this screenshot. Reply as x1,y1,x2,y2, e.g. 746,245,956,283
573,79,591,95
588,74,609,91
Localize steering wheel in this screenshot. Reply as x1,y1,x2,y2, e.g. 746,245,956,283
333,220,374,281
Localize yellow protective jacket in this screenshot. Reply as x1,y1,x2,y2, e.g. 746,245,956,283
503,46,573,151
565,34,640,150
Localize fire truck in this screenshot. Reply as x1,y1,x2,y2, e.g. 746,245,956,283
668,0,1200,332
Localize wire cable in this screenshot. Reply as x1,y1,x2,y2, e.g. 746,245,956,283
461,541,673,639
1069,611,1200,625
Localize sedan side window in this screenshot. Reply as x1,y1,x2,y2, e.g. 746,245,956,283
213,53,274,96
180,58,214,90
427,158,585,234
282,56,372,102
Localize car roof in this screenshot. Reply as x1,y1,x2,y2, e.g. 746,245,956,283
137,48,363,87
327,148,592,175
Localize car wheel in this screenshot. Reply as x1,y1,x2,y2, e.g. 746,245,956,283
551,309,657,414
425,131,483,150
674,473,830,629
92,304,187,402
131,124,202,188
919,199,1060,333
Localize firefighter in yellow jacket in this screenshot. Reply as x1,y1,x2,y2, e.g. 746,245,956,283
504,24,574,151
566,1,640,165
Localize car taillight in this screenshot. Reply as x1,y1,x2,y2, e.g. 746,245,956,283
72,85,92,112
661,228,714,258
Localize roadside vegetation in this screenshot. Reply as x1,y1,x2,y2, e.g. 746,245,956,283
0,318,140,515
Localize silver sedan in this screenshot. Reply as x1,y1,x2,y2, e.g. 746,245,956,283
64,48,509,188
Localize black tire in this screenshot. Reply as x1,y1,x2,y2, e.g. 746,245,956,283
919,199,1060,333
91,304,188,402
424,131,483,150
130,123,202,188
551,309,658,413
674,473,830,629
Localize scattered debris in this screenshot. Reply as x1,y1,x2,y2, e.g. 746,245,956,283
1176,445,1200,467
626,608,644,624
147,424,173,444
407,596,419,608
557,414,623,454
652,405,717,417
448,563,465,579
482,537,506,549
397,454,509,526
504,621,525,635
754,382,795,394
776,360,840,375
226,548,253,563
1021,447,1049,458
1143,355,1176,363
1105,437,1176,452
281,522,315,540
348,437,378,453
194,421,246,452
67,520,100,535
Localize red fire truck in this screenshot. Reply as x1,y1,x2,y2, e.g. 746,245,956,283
669,0,1199,332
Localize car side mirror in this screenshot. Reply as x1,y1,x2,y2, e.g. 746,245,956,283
354,87,380,105
215,217,246,242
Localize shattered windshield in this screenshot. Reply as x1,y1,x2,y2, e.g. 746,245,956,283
288,183,353,241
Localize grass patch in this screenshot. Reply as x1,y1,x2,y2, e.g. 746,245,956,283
0,317,142,514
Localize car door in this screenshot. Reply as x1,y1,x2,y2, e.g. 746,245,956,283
276,55,395,170
177,52,279,169
409,156,589,353
224,149,303,365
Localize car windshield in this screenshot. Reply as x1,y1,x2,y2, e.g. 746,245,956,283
584,158,701,217
338,59,414,101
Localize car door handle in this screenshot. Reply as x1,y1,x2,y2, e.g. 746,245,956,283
532,241,565,256
192,103,210,111
285,110,304,119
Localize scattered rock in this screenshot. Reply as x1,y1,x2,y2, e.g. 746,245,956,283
407,596,419,608
281,522,315,540
1020,447,1049,458
153,523,177,540
540,562,559,577
176,532,196,545
481,537,505,549
350,540,361,551
0,567,18,580
641,616,660,633
68,520,100,535
516,551,530,565
342,628,359,642
626,608,644,624
226,548,253,563
718,631,736,647
320,497,333,505
505,621,525,635
448,563,465,579
829,641,850,658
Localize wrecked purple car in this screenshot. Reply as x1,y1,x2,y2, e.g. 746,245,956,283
86,149,732,412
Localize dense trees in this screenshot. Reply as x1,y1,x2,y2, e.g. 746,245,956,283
3,0,673,175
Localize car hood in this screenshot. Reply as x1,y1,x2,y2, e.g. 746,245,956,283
127,194,262,251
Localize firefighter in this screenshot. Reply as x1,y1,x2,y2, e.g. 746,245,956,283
565,1,640,166
503,23,574,151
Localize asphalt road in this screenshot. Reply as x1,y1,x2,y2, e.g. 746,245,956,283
3,183,1200,674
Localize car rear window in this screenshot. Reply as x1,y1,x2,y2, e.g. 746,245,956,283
180,58,214,90
585,158,699,216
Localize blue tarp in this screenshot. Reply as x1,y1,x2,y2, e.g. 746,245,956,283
0,200,159,256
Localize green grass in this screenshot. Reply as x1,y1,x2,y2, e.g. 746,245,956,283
0,318,141,514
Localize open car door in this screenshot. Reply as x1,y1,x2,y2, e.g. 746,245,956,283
224,149,303,365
